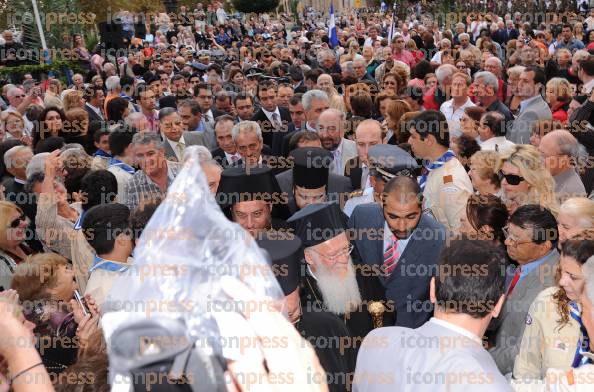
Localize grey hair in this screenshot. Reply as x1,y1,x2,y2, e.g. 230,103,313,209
318,108,346,125
342,61,355,75
105,76,121,91
458,33,470,41
583,256,594,321
546,130,589,169
473,71,499,93
302,89,329,111
158,106,178,121
231,121,263,143
7,86,23,97
131,132,164,149
317,49,336,63
435,64,457,85
3,146,32,169
440,38,451,47
201,158,223,172
485,56,502,68
455,23,465,29
182,145,212,164
125,112,145,126
26,152,50,179
507,65,526,78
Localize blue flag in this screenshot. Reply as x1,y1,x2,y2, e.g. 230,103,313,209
328,3,339,48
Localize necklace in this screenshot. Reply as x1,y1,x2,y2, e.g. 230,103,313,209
304,275,349,324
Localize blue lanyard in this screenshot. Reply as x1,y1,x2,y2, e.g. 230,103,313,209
89,255,129,273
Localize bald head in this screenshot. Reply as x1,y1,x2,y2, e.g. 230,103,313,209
355,119,383,164
539,130,580,176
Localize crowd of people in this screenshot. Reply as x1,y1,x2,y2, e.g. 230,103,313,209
1,1,594,391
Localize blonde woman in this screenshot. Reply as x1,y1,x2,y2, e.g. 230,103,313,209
558,197,594,243
62,90,84,113
545,77,572,123
0,111,31,145
468,150,502,197
496,145,558,215
0,201,35,290
514,230,594,379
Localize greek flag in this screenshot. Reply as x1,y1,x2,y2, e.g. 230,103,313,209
328,3,339,48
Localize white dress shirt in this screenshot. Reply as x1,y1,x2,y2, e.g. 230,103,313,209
439,97,475,139
480,136,516,154
166,135,186,161
224,151,241,164
262,106,282,129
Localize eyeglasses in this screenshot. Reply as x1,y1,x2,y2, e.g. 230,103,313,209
502,226,533,246
8,213,26,229
310,243,354,262
498,171,525,186
457,64,467,69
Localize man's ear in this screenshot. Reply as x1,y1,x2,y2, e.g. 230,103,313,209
429,277,436,304
303,248,315,269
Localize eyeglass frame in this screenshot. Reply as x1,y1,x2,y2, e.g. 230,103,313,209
308,243,355,264
502,226,534,246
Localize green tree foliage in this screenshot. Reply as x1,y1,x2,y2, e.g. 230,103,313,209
231,0,279,14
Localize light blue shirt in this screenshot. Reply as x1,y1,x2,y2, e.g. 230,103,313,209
519,249,556,280
519,94,541,114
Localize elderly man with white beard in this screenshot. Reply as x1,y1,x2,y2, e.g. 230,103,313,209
287,202,393,356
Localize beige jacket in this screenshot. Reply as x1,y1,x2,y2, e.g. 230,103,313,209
513,286,581,380
422,157,473,231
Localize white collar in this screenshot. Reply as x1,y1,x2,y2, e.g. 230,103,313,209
429,317,483,345
85,102,101,113
14,178,26,185
262,106,280,119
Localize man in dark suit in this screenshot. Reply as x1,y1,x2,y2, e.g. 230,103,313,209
344,119,383,190
250,80,293,156
84,86,106,128
348,175,446,328
280,94,307,156
210,115,241,168
275,147,353,214
159,108,206,162
231,120,288,175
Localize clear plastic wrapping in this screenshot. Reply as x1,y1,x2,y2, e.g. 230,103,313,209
102,146,285,361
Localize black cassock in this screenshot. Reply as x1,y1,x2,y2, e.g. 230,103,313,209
296,308,356,392
298,260,395,391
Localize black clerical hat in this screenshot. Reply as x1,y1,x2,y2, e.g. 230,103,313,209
216,166,285,209
255,231,302,295
291,147,333,189
287,202,348,247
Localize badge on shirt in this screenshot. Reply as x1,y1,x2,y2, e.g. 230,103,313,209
553,339,568,352
525,313,532,325
443,175,453,184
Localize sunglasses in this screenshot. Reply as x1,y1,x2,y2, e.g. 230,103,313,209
498,171,525,186
8,213,26,229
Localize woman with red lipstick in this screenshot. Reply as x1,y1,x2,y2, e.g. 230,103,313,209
513,231,594,379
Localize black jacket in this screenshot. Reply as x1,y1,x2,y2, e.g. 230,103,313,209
251,107,293,155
